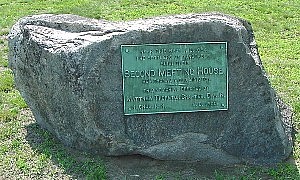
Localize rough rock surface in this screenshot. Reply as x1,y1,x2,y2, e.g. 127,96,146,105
8,13,293,165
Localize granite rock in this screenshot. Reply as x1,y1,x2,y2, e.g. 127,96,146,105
8,13,293,165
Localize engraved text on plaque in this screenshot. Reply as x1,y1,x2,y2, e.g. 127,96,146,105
121,42,228,115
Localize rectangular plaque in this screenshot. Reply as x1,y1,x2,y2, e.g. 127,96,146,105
121,42,228,115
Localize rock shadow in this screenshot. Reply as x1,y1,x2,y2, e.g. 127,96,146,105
25,122,105,179
25,120,299,179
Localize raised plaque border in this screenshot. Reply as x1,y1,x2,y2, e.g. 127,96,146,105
121,42,228,115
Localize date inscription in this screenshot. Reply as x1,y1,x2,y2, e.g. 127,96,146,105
121,42,228,115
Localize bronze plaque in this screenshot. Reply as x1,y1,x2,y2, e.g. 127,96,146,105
121,42,228,115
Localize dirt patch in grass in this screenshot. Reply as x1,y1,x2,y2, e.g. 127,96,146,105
103,155,237,179
102,154,300,179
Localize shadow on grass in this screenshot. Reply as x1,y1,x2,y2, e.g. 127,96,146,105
24,121,231,179
25,121,300,179
25,122,106,179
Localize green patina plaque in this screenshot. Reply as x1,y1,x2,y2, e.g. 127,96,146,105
121,42,228,115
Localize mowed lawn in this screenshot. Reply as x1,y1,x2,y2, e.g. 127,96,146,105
0,0,299,179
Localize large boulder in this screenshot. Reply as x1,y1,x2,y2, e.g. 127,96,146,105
8,13,293,165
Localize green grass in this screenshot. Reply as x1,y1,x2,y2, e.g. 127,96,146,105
0,112,106,179
0,0,299,179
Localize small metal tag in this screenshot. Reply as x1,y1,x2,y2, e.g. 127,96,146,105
121,42,228,115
